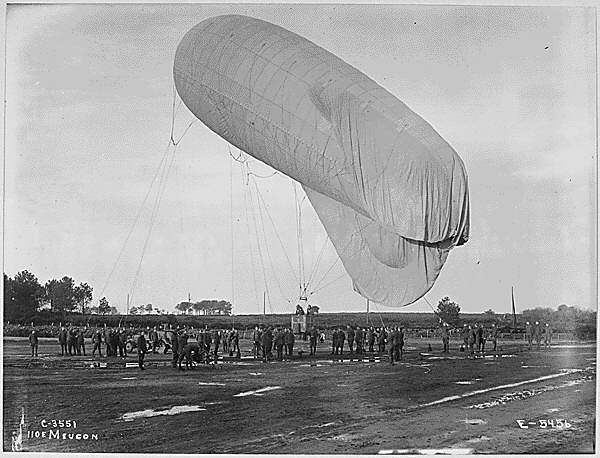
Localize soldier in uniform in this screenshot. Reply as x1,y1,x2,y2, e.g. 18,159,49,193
67,326,77,356
29,329,39,357
543,323,552,351
103,326,112,357
149,327,159,354
534,321,542,350
377,327,387,355
118,329,128,357
337,327,346,355
473,323,481,354
367,327,375,353
525,321,533,350
261,326,273,362
477,324,485,354
441,323,450,353
468,325,476,358
58,326,68,356
398,327,405,360
331,328,338,355
309,326,318,355
92,329,103,357
212,329,221,362
461,324,469,352
489,324,499,351
77,328,86,356
284,328,295,359
231,328,241,359
346,326,355,354
388,327,398,364
178,342,202,370
203,327,212,356
355,327,364,355
137,331,148,370
253,326,262,359
274,328,285,361
171,329,180,368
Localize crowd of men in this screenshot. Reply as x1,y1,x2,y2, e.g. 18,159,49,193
457,320,553,357
22,318,555,369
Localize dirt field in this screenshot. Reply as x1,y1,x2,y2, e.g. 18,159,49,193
3,336,596,454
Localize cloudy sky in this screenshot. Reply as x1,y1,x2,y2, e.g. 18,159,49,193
4,4,596,315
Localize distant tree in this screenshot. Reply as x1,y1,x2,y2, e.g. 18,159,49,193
98,297,111,315
436,296,460,326
129,306,139,315
4,271,45,320
73,282,93,316
108,306,119,315
45,276,77,317
175,301,193,314
484,309,495,316
144,303,153,314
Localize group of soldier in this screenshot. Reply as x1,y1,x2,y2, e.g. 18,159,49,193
328,326,406,364
24,318,556,369
456,320,553,357
250,326,296,362
524,321,553,350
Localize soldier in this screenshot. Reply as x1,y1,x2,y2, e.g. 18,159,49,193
489,324,499,351
331,328,338,355
92,329,103,357
212,329,221,362
178,342,202,370
441,323,449,353
309,326,318,355
468,325,476,358
398,327,405,360
337,327,346,355
347,326,355,354
149,327,159,354
461,324,469,352
355,327,364,355
118,329,128,358
543,323,552,351
77,328,86,356
477,324,485,353
534,321,542,350
58,326,68,356
222,328,229,354
102,326,111,357
29,329,38,357
171,329,180,368
274,328,285,361
253,326,262,359
261,326,273,362
367,327,375,353
178,330,189,355
377,327,387,354
388,327,398,364
284,328,295,359
231,328,241,359
110,329,120,357
203,327,212,356
525,321,533,350
67,326,77,356
473,323,481,354
137,331,148,370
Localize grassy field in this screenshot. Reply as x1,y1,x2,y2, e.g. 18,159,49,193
3,336,596,454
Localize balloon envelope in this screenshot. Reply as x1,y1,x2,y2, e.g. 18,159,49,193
173,14,470,307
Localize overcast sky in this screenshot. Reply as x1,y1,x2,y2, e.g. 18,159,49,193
4,4,596,315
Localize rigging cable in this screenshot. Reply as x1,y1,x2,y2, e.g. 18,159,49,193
252,176,296,309
245,162,273,313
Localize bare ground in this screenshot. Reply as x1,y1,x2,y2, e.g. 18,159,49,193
3,337,596,454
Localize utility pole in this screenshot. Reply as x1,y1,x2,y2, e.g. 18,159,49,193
126,293,130,315
263,291,266,316
366,298,370,326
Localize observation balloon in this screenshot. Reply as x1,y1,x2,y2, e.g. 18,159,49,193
173,14,470,307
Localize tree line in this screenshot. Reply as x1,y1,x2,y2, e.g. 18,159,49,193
3,270,232,322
